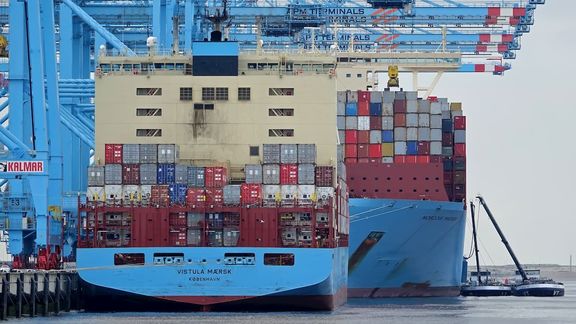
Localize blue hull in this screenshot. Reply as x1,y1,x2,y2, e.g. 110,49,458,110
78,247,348,311
348,198,466,297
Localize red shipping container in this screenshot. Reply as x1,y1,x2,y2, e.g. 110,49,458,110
315,166,334,187
417,141,430,155
151,185,170,205
280,164,298,185
454,116,466,130
370,116,382,130
105,144,123,164
358,101,370,116
345,145,358,158
369,144,381,158
205,188,224,205
369,158,381,164
393,100,407,113
357,144,369,158
122,164,140,185
394,155,406,164
345,130,358,144
345,158,358,163
454,143,466,157
428,96,438,102
394,113,406,127
417,156,430,164
358,158,370,163
442,132,454,146
430,155,442,163
169,213,187,226
358,131,370,144
241,183,262,204
186,188,206,207
405,156,418,164
205,167,228,188
358,90,370,103
443,172,453,185
169,228,187,246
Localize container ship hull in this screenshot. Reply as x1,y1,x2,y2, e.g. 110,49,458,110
78,247,348,311
347,198,466,297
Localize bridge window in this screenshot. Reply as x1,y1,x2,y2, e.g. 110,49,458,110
137,88,162,96
269,129,294,137
114,253,145,266
264,253,294,266
216,87,229,100
180,87,193,101
269,88,294,96
136,108,162,116
136,129,162,137
238,87,251,101
202,87,215,100
194,103,214,110
268,109,294,116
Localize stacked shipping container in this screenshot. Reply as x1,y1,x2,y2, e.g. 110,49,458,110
337,90,466,201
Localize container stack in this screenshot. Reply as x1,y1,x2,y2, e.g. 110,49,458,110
337,90,466,201
258,144,335,206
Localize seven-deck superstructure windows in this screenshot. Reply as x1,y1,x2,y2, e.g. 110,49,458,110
136,87,162,96
202,87,215,100
268,108,294,116
238,87,251,101
180,87,193,101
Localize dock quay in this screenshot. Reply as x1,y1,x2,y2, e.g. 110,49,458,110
0,271,79,320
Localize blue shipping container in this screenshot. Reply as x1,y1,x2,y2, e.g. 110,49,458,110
442,119,453,132
157,163,176,184
369,102,382,116
406,141,418,155
169,183,188,205
381,130,394,143
443,158,453,171
345,103,358,116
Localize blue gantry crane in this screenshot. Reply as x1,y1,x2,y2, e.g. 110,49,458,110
0,0,544,269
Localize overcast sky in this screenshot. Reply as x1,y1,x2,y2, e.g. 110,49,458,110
427,1,575,266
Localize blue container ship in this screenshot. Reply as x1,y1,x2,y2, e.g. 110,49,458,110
337,90,468,297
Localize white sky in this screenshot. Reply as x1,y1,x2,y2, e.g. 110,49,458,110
428,1,576,266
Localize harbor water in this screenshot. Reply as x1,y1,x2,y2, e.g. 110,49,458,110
15,281,576,323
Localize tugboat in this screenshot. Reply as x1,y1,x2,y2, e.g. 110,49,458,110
475,196,564,297
461,201,512,296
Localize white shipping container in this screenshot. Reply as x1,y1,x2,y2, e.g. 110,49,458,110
382,103,394,116
439,101,449,112
451,110,464,117
430,141,442,155
430,129,442,141
407,127,418,141
418,114,430,127
140,185,152,199
87,186,105,201
315,187,335,200
454,130,466,143
370,91,382,103
418,128,431,141
357,116,370,130
394,127,407,141
337,102,346,115
345,116,358,129
431,102,443,114
394,141,407,155
382,116,394,130
406,114,418,127
298,185,316,200
406,100,418,113
382,157,394,164
405,91,418,100
430,115,442,129
441,102,450,112
418,100,431,113
382,91,395,103
263,185,281,200
122,185,140,200
281,185,298,200
442,111,451,119
104,185,122,200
